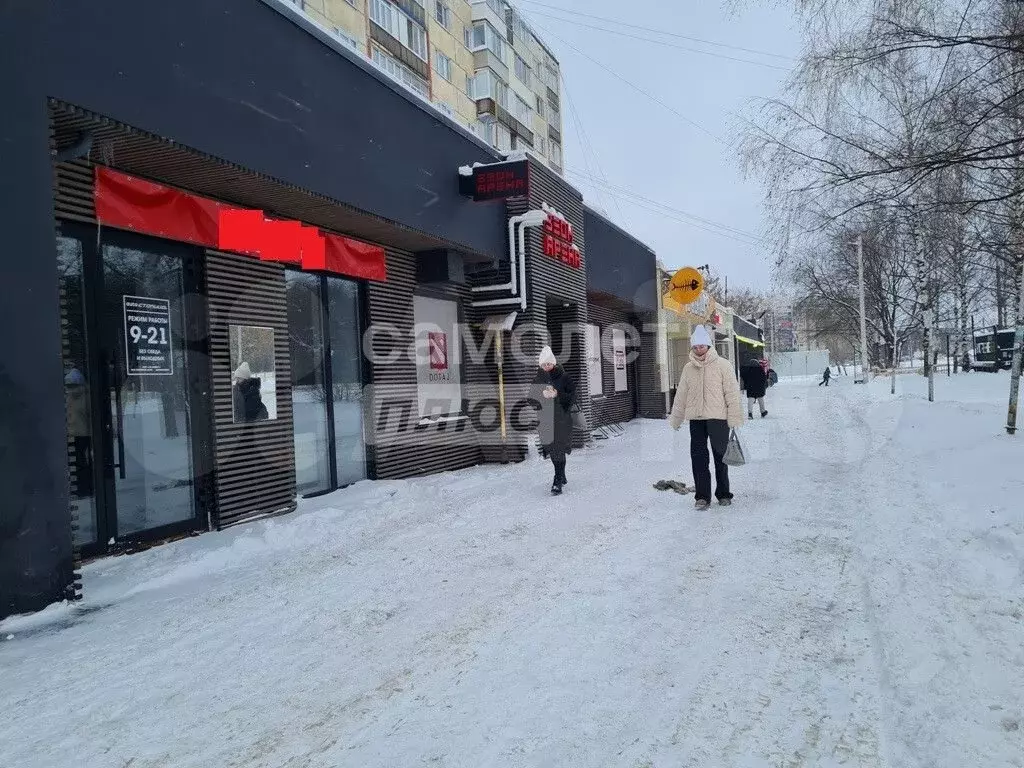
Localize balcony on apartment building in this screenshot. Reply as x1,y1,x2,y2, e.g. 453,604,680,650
470,69,533,146
369,0,430,81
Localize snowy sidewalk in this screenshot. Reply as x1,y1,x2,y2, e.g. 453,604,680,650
2,374,1023,767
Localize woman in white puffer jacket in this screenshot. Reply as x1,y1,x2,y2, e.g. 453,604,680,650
667,325,744,509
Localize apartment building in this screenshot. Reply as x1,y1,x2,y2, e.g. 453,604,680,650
467,0,564,172
287,0,564,172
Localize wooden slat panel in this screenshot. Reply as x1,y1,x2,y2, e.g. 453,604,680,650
524,159,590,449
54,118,84,600
49,100,474,255
206,249,297,526
366,249,487,478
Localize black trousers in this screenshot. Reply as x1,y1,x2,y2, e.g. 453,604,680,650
689,419,731,502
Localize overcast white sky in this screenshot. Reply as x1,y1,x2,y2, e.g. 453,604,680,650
518,0,800,290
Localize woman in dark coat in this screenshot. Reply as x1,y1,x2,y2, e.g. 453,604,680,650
529,345,577,495
232,362,270,422
740,359,769,419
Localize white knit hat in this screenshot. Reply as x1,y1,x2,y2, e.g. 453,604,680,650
233,361,253,381
690,325,713,348
538,345,557,366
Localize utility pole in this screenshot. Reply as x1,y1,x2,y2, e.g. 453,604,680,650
854,234,870,383
1006,255,1024,434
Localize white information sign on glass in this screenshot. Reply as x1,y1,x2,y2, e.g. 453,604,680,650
123,295,173,376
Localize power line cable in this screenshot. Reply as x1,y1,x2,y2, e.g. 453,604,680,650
566,167,765,243
521,7,792,71
563,82,630,225
518,0,796,61
540,27,728,146
580,188,765,246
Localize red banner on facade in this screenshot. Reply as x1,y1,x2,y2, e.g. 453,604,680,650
95,167,226,248
323,234,387,282
93,167,386,281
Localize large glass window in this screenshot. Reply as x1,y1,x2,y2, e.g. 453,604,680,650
102,242,195,535
327,278,367,486
286,272,331,495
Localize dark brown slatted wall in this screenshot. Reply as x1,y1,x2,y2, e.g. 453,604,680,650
54,160,96,223
519,159,590,447
206,250,297,526
636,310,666,419
587,301,637,427
366,248,485,479
53,140,84,602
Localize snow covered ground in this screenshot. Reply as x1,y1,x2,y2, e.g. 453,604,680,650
2,373,1023,767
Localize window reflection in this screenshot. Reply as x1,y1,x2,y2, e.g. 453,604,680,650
286,273,330,494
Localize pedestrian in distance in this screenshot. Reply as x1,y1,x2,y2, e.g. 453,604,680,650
667,325,745,510
818,366,832,387
740,357,770,419
529,345,577,495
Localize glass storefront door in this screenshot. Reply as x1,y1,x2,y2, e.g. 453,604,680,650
286,271,331,495
327,277,367,487
101,240,197,536
285,272,367,496
57,224,207,553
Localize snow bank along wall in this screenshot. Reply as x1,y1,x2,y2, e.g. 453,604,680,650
0,0,665,618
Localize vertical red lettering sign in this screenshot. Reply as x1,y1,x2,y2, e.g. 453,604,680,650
541,211,580,269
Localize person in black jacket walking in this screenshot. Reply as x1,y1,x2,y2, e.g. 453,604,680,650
529,345,577,495
819,366,832,387
740,359,769,419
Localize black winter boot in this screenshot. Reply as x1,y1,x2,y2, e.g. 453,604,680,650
552,460,566,493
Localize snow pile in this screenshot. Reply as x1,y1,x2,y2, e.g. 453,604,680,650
2,374,1022,767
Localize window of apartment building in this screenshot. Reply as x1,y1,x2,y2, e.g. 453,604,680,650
434,1,451,28
333,28,361,52
371,0,428,62
371,45,430,98
550,140,562,167
512,93,532,126
548,99,560,126
536,95,545,119
470,68,507,104
471,20,506,62
475,118,496,145
536,136,546,156
514,53,531,87
496,123,512,152
434,100,456,118
543,63,559,92
434,49,452,81
370,0,398,36
407,19,428,60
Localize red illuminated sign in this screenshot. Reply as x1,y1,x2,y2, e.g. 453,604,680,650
472,160,529,201
542,212,581,269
